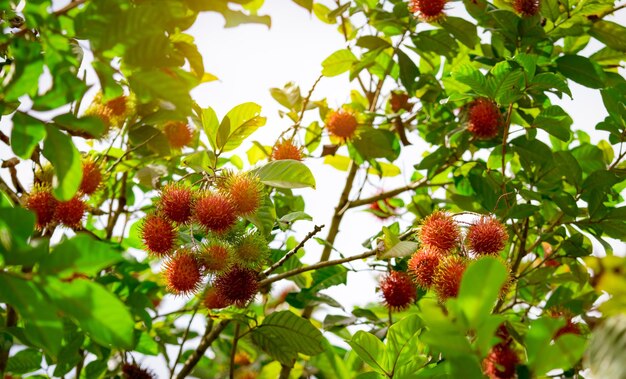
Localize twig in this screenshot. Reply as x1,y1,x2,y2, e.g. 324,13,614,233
53,0,88,16
175,319,230,379
169,307,199,378
105,172,128,239
229,323,241,379
263,224,325,276
105,133,160,175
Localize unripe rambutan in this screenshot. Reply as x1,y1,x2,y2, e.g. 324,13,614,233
163,250,202,295
55,196,86,229
483,343,519,379
121,363,156,379
390,92,412,113
80,159,102,195
419,211,460,251
199,241,233,273
158,184,194,224
26,185,58,229
84,103,113,131
233,232,269,269
203,287,231,309
513,0,540,16
467,98,501,140
213,266,259,307
408,245,445,289
433,256,467,300
326,110,358,140
221,172,263,217
34,164,54,186
163,121,193,149
195,191,237,233
380,271,417,311
409,0,447,22
467,217,509,256
272,139,303,161
141,214,177,257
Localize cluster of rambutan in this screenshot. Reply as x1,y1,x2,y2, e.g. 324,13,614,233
84,92,133,137
483,325,520,379
26,159,103,230
140,171,269,309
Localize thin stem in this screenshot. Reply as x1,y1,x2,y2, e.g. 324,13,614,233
263,224,325,276
175,319,230,379
169,307,199,378
229,323,241,379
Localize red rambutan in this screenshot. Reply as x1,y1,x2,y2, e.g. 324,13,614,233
513,0,540,16
213,266,259,307
408,245,445,289
467,217,509,256
199,241,233,273
326,110,358,140
221,172,263,217
141,214,177,256
483,343,519,379
195,191,237,233
163,250,202,295
158,184,194,224
55,196,86,229
106,96,128,117
554,319,581,339
380,271,417,311
467,98,501,140
26,185,58,229
121,363,156,379
203,287,231,309
433,256,467,300
419,211,460,251
409,0,447,22
80,159,102,195
163,121,193,149
272,139,303,161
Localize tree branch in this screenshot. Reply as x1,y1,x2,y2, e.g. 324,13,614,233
53,0,88,16
263,224,325,276
175,319,230,379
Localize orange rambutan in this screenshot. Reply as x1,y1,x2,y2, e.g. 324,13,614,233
141,214,177,257
158,184,194,224
467,217,509,256
221,172,263,217
199,241,233,273
121,363,156,379
467,98,501,140
163,121,193,149
419,211,460,251
163,250,202,295
433,256,467,300
272,139,303,161
26,184,58,229
380,271,417,311
195,191,237,233
203,287,231,309
326,110,358,140
408,245,445,289
80,159,102,195
409,0,447,22
213,266,259,307
483,343,519,379
513,0,540,16
55,196,86,229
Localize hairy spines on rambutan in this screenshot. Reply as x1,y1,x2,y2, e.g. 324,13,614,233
141,214,177,257
419,211,460,251
121,363,156,379
433,255,467,300
380,271,417,311
158,184,194,224
55,196,86,229
163,121,193,149
194,191,237,234
513,0,540,17
220,172,263,217
233,232,269,269
213,266,259,307
467,216,509,256
199,240,233,273
26,184,58,229
409,0,447,22
408,245,445,289
80,159,102,195
272,139,303,161
326,110,358,140
203,287,231,309
483,343,519,379
163,250,202,295
467,98,501,139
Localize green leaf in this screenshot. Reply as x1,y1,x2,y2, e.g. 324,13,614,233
351,128,400,161
378,241,418,259
255,160,316,189
457,257,508,328
251,310,325,365
488,61,525,105
556,55,606,89
356,36,392,50
10,112,46,159
292,0,313,12
54,113,106,139
245,194,277,237
534,105,573,141
310,265,348,292
42,125,82,201
347,331,389,375
528,72,572,97
38,234,123,277
220,102,267,152
440,17,479,48
0,207,35,258
451,64,490,96
412,30,458,60
129,68,195,116
42,277,135,349
201,107,219,150
397,49,420,94
322,49,357,77
6,348,43,375
386,315,426,375
590,20,626,52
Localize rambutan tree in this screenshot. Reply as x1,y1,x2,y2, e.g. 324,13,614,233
1,0,626,378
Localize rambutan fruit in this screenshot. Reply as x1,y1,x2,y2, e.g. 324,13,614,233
163,121,193,149
158,184,194,224
220,172,263,217
467,98,501,140
433,256,467,300
419,211,460,251
483,343,519,379
380,271,417,311
26,184,58,229
34,164,54,186
390,92,412,113
513,0,540,16
80,159,102,195
213,266,259,307
195,191,237,233
203,287,231,309
121,363,156,379
467,217,509,256
141,214,177,257
55,196,86,229
233,232,269,269
199,241,233,273
408,245,445,289
409,0,447,22
233,351,252,366
272,139,303,161
326,110,358,140
163,250,202,295
84,102,113,131
105,95,128,118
